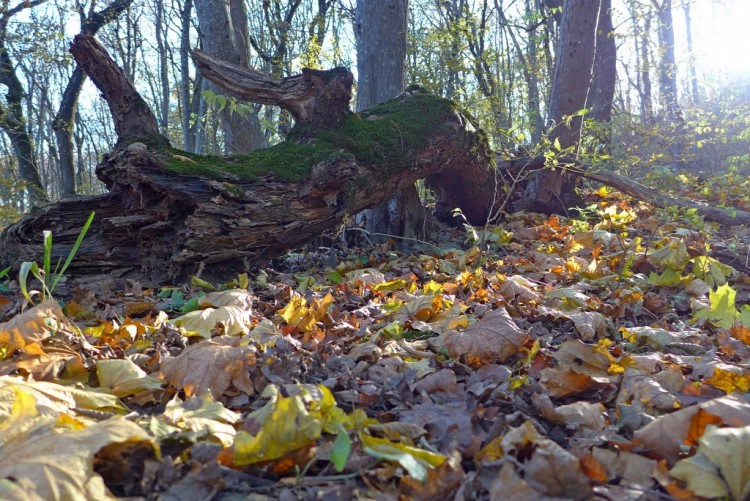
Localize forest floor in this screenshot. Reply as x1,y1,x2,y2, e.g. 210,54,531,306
1,184,750,500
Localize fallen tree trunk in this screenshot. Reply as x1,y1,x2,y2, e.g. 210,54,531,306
0,35,493,284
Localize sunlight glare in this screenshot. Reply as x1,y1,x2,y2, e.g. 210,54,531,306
692,0,750,78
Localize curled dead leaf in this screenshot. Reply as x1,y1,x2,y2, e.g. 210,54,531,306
445,307,529,367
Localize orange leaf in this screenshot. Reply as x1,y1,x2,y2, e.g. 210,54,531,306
684,408,723,447
731,324,750,345
579,453,609,483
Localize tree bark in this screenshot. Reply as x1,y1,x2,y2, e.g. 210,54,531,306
69,35,160,143
590,0,616,124
0,1,50,206
653,0,686,169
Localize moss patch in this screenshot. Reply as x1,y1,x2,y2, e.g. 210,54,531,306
317,93,458,172
161,93,459,182
164,142,343,182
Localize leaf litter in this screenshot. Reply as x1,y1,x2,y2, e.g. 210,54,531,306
1,192,750,500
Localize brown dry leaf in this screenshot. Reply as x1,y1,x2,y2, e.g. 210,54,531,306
533,393,606,431
553,339,613,377
502,420,592,500
445,307,529,367
489,462,548,501
634,394,750,464
397,401,479,455
591,447,658,486
497,275,540,302
399,457,464,500
569,311,608,340
540,368,609,398
0,416,155,501
616,369,681,412
0,300,65,352
160,336,257,398
411,368,458,395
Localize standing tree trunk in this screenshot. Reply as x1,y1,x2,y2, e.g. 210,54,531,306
0,0,49,206
682,1,699,106
355,0,425,245
179,0,195,152
194,0,266,153
54,0,133,198
517,0,601,215
590,0,616,124
652,0,686,169
635,4,654,123
154,0,170,133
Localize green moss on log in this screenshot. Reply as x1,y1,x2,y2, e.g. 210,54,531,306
161,93,458,182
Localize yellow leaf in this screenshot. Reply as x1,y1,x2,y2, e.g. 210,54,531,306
172,153,197,164
277,293,316,331
360,432,446,481
0,417,156,501
705,367,750,394
671,425,750,500
173,305,251,338
372,279,407,292
96,359,163,398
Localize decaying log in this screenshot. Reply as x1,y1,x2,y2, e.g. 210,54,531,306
1,34,745,286
0,36,492,284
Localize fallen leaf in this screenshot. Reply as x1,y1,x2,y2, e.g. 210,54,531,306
0,300,65,352
96,359,163,397
159,336,257,398
671,425,750,500
0,414,155,501
634,395,750,464
360,432,446,482
445,307,529,367
173,305,251,338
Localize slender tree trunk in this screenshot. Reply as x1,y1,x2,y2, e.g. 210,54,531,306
355,0,425,245
682,1,699,105
638,12,654,122
155,0,170,133
54,0,133,198
590,0,616,124
0,41,47,205
653,0,686,169
194,0,266,153
180,0,195,152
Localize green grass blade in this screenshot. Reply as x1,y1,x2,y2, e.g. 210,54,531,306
19,261,33,302
43,230,52,278
49,211,95,293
